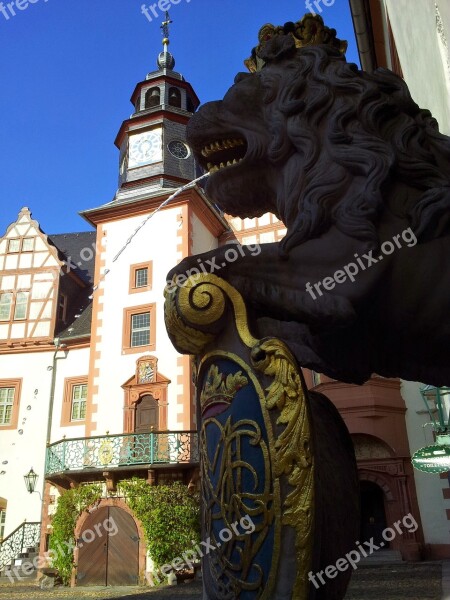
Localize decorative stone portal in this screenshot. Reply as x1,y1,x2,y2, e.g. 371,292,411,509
357,462,423,560
122,355,170,433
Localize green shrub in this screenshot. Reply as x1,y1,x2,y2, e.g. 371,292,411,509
119,478,200,569
48,484,102,585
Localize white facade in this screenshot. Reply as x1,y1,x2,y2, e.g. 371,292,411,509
384,0,450,134
0,345,90,538
90,205,187,436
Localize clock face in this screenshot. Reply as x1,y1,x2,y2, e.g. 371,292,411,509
129,129,162,168
168,140,190,160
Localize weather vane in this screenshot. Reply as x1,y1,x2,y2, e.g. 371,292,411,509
161,11,172,41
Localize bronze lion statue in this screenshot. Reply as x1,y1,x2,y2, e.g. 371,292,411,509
170,27,450,387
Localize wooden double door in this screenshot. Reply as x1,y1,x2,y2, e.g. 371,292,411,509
77,506,139,586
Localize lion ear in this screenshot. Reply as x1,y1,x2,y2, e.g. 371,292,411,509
258,34,297,65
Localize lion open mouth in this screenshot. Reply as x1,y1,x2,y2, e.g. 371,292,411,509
200,138,247,174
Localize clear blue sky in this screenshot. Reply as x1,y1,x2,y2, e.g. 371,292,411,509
0,0,359,235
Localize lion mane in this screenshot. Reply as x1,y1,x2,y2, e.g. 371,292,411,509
257,38,450,255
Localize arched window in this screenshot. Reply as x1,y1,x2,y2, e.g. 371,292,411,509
145,87,160,109
135,96,141,112
135,394,159,433
168,87,182,108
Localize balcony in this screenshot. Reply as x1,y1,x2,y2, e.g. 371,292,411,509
45,431,199,485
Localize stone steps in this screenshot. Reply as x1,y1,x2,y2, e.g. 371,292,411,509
0,546,39,582
360,549,403,565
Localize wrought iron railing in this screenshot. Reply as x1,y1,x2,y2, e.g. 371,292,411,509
0,521,41,570
45,430,199,475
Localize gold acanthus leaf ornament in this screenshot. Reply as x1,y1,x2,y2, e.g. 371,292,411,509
251,338,314,599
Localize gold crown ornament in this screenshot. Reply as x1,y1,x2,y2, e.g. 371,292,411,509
200,365,248,415
244,13,348,72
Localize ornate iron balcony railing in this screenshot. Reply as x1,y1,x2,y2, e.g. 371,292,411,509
45,430,199,475
0,521,41,570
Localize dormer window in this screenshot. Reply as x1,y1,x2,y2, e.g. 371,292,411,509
58,293,68,323
145,87,160,109
168,87,181,108
8,239,20,253
22,238,34,252
7,237,34,253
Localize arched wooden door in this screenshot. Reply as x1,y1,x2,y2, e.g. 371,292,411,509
135,394,159,433
77,506,139,586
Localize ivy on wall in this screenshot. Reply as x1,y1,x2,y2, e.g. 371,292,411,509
48,484,103,585
119,478,201,570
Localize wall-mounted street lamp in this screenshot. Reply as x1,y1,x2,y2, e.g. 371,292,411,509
420,385,450,445
412,386,450,474
24,468,39,494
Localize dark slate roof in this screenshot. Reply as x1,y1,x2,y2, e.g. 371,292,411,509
48,231,96,284
59,302,93,341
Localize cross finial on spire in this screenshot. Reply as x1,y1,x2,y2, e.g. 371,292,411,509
161,11,172,41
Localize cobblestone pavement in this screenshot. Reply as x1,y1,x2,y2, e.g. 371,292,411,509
0,563,443,599
345,563,442,599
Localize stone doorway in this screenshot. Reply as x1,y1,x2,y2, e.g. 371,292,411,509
360,480,388,547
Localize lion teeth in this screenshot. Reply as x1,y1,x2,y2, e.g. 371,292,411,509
201,138,246,158
208,157,244,174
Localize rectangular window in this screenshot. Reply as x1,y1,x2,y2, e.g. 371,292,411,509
122,304,156,354
0,380,21,430
0,510,6,541
71,384,87,421
61,377,88,426
13,292,28,320
131,312,150,347
129,262,152,294
0,387,15,425
8,239,20,253
0,293,12,321
22,238,34,252
135,268,148,288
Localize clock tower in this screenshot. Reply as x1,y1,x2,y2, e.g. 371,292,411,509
114,12,200,202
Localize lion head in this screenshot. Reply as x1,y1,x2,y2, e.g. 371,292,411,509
187,34,450,255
